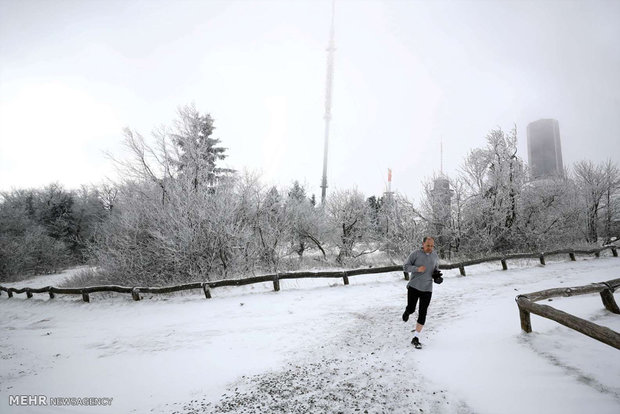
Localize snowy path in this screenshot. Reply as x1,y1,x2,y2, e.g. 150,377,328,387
0,257,619,413
170,301,471,414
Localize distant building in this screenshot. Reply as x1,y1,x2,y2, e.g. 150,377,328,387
431,176,453,222
526,119,564,180
431,176,454,259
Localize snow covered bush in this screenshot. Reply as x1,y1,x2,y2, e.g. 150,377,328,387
0,184,106,280
326,188,373,264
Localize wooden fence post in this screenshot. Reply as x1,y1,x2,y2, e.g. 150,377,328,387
7,290,13,298
539,254,546,266
202,283,212,299
131,288,141,301
26,289,33,299
49,290,55,299
403,271,409,281
459,265,466,276
600,287,620,314
517,301,532,333
569,252,576,261
501,259,508,271
81,290,90,303
273,273,280,292
611,247,618,257
595,250,600,258
519,295,620,348
342,272,349,285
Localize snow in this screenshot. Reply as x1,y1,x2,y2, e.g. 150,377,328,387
0,256,619,413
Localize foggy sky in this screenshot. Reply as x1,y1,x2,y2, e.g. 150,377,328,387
1,0,619,201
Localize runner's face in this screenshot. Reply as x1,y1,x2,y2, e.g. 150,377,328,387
423,239,434,253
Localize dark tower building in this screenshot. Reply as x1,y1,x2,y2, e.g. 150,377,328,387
431,176,454,259
526,119,564,180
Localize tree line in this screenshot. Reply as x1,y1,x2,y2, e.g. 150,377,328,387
420,127,619,259
1,105,618,283
0,183,111,277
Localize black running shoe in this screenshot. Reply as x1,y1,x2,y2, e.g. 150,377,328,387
402,310,409,322
411,336,422,349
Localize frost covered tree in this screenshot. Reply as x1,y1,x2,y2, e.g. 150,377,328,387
71,185,108,261
415,126,533,257
573,159,620,244
574,160,607,243
91,105,246,285
98,183,119,211
458,126,526,253
418,126,618,256
378,193,425,261
326,189,372,263
286,181,327,260
114,104,234,203
516,176,581,250
0,190,68,278
91,176,256,284
171,104,234,191
254,186,289,271
601,160,620,244
0,184,108,278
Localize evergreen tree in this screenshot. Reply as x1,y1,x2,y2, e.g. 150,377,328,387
171,104,234,191
288,180,307,202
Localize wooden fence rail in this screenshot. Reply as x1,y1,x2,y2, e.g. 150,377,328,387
1,245,617,303
515,278,620,350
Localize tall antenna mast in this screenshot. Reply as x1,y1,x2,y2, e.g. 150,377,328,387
321,0,336,204
388,168,392,194
440,136,444,175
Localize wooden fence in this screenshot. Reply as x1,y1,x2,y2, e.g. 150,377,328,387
516,278,620,350
0,245,617,303
433,245,618,277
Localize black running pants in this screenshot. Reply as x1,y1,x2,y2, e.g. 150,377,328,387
405,287,432,325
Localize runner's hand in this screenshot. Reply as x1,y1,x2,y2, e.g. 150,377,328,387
418,265,426,272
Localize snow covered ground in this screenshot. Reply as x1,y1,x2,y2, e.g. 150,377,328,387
1,255,619,413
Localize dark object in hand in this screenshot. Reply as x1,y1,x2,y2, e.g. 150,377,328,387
432,269,443,284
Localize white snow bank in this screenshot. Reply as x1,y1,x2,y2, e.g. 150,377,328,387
0,256,618,413
418,258,620,414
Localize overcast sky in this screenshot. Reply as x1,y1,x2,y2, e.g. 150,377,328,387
1,0,619,202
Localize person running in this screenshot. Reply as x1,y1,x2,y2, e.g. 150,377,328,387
402,236,441,349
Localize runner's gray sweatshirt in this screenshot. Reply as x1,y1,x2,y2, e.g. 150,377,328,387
403,249,439,292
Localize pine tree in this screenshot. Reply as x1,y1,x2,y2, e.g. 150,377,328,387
171,104,233,191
